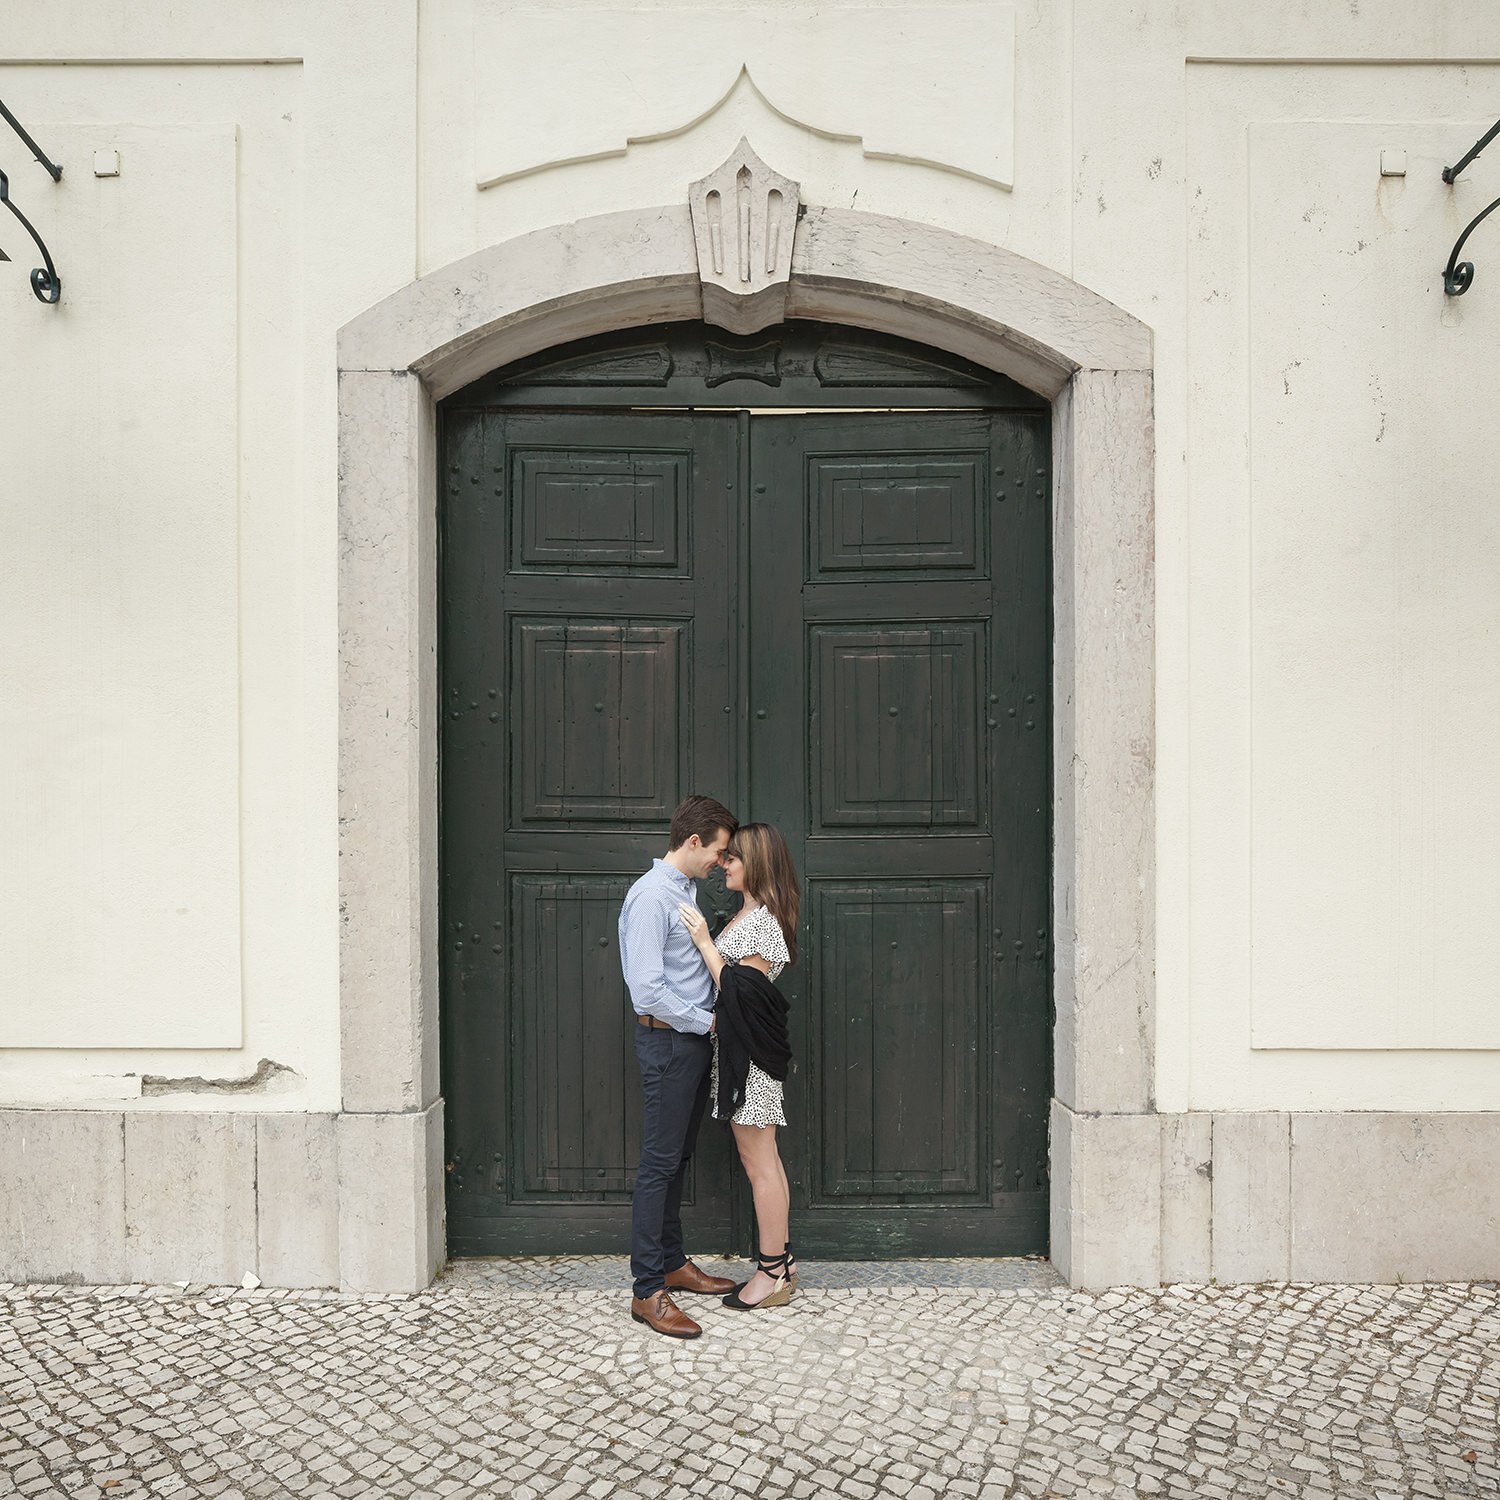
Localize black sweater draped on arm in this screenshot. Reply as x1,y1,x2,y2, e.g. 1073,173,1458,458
713,962,791,1121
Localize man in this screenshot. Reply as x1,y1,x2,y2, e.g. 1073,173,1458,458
618,794,741,1338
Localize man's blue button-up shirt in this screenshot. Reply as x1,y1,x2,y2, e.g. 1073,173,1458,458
618,858,714,1034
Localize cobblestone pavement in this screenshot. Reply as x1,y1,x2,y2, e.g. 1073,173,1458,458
2,1260,1497,1500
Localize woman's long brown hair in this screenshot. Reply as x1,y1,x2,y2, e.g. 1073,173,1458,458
728,823,800,966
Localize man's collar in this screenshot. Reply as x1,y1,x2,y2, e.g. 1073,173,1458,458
653,857,692,888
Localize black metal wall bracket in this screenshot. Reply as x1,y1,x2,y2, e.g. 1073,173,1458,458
0,97,63,305
1442,119,1500,297
0,170,61,304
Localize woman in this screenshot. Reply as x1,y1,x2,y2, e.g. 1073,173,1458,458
677,823,800,1310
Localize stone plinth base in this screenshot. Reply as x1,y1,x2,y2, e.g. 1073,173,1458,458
1051,1098,1500,1288
0,1103,444,1293
6,1099,1494,1290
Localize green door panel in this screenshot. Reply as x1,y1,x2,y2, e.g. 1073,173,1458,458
814,882,984,1199
812,625,985,827
441,408,740,1255
749,412,1051,1256
510,875,643,1199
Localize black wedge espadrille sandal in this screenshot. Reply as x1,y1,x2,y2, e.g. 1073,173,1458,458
721,1250,793,1310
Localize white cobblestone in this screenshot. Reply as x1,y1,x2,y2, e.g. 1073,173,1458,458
0,1264,1497,1497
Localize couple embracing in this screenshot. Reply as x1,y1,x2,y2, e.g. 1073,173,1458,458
618,794,801,1339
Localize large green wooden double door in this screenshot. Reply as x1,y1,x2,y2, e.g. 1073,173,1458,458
441,323,1051,1258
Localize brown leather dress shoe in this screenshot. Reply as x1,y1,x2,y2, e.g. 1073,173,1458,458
630,1289,702,1339
663,1258,737,1296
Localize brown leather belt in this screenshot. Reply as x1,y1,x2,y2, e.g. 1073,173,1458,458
637,1015,677,1030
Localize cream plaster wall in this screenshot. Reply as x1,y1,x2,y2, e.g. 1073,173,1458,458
1,2,421,1110
3,0,1498,1116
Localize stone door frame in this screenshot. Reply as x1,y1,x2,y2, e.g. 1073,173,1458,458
335,202,1155,1292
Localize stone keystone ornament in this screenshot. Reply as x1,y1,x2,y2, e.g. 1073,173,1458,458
689,139,801,335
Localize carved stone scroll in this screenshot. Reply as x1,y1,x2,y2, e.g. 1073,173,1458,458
689,139,800,335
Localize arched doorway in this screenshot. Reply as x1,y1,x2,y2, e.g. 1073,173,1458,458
335,199,1153,1291
439,321,1052,1257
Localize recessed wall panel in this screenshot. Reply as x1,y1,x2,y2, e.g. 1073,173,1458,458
0,122,241,1047
1245,121,1500,1048
473,7,1017,190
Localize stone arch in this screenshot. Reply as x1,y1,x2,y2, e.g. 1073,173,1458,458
334,202,1155,1291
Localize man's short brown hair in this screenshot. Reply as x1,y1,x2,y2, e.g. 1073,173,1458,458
668,794,738,852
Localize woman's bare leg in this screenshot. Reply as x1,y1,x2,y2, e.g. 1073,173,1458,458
773,1150,795,1278
731,1121,790,1304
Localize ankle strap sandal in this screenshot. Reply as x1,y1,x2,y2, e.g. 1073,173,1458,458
721,1250,794,1311
784,1240,799,1291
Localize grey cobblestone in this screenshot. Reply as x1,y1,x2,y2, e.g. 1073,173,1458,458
1,1263,1497,1497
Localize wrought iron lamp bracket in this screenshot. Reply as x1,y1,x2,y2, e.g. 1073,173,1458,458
0,170,61,304
1442,118,1500,297
0,97,63,305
